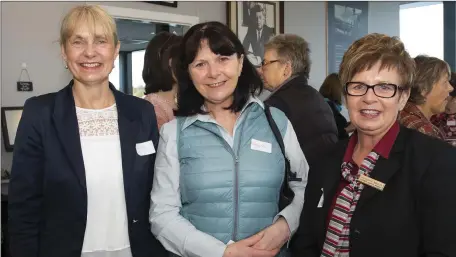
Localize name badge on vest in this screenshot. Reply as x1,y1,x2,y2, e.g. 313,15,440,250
358,174,385,191
251,139,272,153
447,120,456,126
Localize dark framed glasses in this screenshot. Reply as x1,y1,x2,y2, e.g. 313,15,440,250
261,59,280,67
345,82,405,98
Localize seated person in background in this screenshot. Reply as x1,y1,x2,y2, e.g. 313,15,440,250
149,21,308,257
143,32,182,129
431,71,456,146
262,34,338,168
291,33,456,257
319,73,350,140
398,55,453,139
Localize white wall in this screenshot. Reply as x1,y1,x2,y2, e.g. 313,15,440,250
0,1,225,170
284,1,400,90
1,1,225,108
0,1,400,170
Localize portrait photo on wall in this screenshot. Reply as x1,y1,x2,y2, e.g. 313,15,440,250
227,1,284,67
327,1,368,74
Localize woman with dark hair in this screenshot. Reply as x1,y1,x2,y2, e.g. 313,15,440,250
319,73,351,139
143,31,182,129
149,21,308,257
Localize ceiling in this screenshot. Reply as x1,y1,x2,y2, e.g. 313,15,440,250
115,18,190,52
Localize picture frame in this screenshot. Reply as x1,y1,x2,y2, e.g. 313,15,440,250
326,1,368,74
143,1,178,8
227,1,284,67
1,107,24,152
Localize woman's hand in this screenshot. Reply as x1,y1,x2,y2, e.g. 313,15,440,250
223,232,279,257
252,217,290,251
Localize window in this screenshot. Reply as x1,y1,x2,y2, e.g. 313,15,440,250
111,18,191,97
109,56,120,89
132,50,146,98
400,2,444,59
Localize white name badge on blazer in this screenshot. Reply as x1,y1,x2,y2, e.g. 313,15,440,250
317,188,324,208
447,120,456,126
251,139,272,153
136,140,156,156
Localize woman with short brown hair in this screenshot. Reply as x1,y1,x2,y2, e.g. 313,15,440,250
291,33,456,257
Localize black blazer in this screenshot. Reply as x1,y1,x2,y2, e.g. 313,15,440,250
265,74,339,168
8,81,167,257
326,100,349,140
290,126,456,257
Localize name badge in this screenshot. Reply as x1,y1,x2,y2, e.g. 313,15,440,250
250,139,272,153
136,140,156,156
447,120,456,126
358,175,385,191
317,188,324,208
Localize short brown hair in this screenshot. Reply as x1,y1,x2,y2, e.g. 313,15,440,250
339,33,415,94
409,55,451,104
265,34,311,78
60,5,118,47
319,73,343,105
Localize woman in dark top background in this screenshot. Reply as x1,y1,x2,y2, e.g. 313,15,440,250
319,73,351,139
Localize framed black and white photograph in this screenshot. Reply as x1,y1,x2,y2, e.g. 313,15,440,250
144,1,178,8
1,107,23,152
227,1,284,67
327,1,368,74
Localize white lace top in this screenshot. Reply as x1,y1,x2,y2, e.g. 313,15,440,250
76,104,132,257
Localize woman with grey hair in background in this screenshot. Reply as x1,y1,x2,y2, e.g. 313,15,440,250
262,34,338,169
398,55,453,139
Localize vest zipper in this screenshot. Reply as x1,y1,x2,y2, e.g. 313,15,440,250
232,115,246,241
233,156,239,240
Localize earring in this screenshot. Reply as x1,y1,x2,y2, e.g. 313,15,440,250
65,64,68,69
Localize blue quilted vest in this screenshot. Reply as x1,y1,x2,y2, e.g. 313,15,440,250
176,102,288,244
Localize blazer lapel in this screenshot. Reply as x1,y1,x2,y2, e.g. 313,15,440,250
113,87,140,218
357,128,409,209
317,141,348,240
52,82,86,189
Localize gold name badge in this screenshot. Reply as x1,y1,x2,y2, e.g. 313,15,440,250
358,175,385,191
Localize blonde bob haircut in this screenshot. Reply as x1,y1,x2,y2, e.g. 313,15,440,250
339,33,415,95
60,5,119,47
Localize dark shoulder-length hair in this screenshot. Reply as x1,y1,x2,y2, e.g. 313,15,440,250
319,73,343,105
174,21,263,117
142,31,182,95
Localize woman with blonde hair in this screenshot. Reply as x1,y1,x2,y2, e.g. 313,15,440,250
292,33,456,257
8,5,166,257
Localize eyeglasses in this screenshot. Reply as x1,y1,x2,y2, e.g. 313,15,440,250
345,82,405,98
261,59,280,67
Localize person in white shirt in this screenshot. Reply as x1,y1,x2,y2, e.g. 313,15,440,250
149,21,308,257
8,5,166,257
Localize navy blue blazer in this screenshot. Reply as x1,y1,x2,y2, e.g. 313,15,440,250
8,81,167,257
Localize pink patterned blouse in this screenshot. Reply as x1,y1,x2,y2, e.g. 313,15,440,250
144,93,175,130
